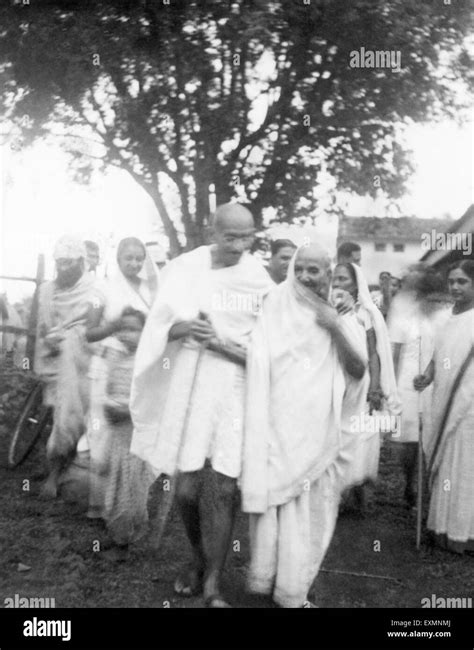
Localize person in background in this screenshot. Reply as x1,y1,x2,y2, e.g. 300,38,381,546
35,236,95,499
0,293,23,360
337,241,362,266
84,241,100,274
414,260,474,553
332,263,401,515
371,272,392,317
390,276,402,299
85,236,158,549
389,265,449,508
266,239,297,284
146,242,168,271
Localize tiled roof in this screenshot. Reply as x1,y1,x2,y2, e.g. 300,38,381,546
338,216,453,243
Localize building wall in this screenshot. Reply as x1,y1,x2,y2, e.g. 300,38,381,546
360,240,422,285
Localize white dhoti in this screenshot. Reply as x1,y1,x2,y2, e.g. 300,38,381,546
242,256,351,608
248,464,342,608
163,346,245,478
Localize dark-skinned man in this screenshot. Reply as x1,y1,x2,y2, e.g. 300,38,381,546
35,236,95,499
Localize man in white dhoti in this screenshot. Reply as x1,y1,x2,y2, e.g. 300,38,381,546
130,203,274,607
241,243,366,608
35,236,95,499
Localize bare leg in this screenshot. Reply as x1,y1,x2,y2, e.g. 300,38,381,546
175,470,206,594
40,455,70,500
203,470,238,607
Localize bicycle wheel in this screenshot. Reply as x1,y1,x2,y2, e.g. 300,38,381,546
8,383,52,468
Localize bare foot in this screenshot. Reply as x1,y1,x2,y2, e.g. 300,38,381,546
205,594,232,608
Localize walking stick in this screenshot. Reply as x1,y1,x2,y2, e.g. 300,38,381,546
148,337,208,550
416,334,423,550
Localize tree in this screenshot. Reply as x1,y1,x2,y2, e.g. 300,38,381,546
0,0,471,253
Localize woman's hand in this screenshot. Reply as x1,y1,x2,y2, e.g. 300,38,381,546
333,290,355,315
367,386,384,413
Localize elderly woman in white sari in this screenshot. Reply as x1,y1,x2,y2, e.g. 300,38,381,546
332,263,401,514
414,260,474,554
85,237,158,560
242,244,366,608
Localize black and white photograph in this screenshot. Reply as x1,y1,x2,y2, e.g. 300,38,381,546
0,1,472,648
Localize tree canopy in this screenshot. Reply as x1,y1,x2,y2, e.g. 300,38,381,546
0,0,472,252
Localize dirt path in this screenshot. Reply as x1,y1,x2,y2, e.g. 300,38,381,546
0,427,472,609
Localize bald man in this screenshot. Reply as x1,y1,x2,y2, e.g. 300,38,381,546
130,203,274,607
242,243,366,607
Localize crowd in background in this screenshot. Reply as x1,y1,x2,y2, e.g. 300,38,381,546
1,208,473,607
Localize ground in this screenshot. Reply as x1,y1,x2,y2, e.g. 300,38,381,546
1,410,472,610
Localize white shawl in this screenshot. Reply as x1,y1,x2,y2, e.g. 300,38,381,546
241,256,347,514
130,246,274,476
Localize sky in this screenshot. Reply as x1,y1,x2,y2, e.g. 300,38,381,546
0,119,472,301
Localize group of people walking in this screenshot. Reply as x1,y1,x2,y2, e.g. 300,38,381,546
31,202,473,607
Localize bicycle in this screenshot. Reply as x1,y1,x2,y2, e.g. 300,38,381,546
8,380,53,468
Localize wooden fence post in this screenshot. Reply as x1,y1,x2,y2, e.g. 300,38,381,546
25,254,45,367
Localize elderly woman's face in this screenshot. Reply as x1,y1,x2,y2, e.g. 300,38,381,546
118,245,145,279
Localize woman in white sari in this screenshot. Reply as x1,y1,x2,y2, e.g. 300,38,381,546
332,262,401,513
414,260,474,554
86,237,158,560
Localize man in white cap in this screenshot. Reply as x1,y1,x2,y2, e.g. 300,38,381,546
35,235,95,499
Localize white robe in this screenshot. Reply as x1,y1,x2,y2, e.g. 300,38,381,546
242,256,353,607
130,246,274,478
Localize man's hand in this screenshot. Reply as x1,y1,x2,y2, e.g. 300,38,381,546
315,300,339,332
169,317,217,343
413,374,432,392
44,327,65,354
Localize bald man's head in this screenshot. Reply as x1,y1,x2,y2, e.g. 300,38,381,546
294,243,332,299
211,202,255,267
212,202,254,231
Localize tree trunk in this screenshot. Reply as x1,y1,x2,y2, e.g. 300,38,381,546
135,177,183,258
